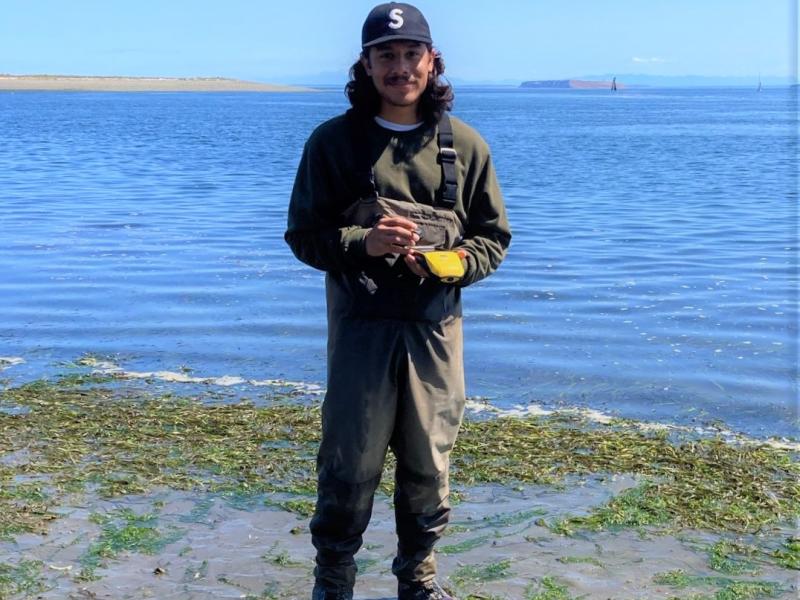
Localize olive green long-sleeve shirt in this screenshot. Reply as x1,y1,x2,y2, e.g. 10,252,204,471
286,112,511,321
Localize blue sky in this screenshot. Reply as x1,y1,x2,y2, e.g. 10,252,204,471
1,1,796,84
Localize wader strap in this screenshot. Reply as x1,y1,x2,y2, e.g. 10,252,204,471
347,110,458,208
437,113,458,209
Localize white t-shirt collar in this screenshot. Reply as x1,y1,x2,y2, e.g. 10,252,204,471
374,115,424,132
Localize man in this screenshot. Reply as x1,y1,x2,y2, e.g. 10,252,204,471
285,3,510,599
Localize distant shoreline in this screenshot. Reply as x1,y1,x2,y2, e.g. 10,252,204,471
0,74,314,92
520,79,624,90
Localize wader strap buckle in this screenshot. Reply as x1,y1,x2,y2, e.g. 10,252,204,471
437,113,458,209
439,147,457,161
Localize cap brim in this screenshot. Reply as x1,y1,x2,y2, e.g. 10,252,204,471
363,33,432,48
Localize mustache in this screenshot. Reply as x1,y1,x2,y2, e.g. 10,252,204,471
385,75,413,85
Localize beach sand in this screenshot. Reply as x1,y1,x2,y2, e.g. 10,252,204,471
0,75,312,92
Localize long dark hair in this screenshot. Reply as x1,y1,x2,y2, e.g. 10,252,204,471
345,46,454,124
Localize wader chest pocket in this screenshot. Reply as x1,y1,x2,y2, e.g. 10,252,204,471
342,196,464,251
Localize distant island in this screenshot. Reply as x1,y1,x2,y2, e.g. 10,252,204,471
520,79,624,90
0,75,313,92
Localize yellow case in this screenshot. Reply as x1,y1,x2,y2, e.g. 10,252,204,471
421,251,465,283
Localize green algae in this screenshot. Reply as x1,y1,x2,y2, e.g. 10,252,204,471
77,507,185,581
0,477,55,541
525,576,579,600
0,560,48,597
455,417,799,535
438,534,492,554
550,480,676,535
0,376,798,560
715,582,783,600
261,542,307,569
556,555,603,567
451,558,513,585
479,508,547,529
354,555,381,573
707,540,762,576
772,537,799,570
653,570,783,599
266,497,316,518
242,588,281,600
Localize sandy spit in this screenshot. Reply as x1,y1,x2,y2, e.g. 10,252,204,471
0,74,314,92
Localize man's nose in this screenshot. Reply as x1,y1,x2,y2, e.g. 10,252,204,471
389,57,412,74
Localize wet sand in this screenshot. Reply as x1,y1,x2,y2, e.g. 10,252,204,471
5,481,797,599
1,360,797,599
0,75,312,92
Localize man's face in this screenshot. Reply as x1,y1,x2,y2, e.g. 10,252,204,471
362,41,434,110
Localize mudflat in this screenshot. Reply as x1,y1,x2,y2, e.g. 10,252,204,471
0,358,797,599
0,75,311,92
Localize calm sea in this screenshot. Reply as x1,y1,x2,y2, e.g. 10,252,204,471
0,87,796,438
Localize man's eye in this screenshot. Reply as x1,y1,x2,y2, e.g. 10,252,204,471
379,53,393,60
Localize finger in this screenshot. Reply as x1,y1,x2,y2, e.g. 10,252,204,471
380,236,412,253
392,233,419,246
404,253,429,277
380,230,419,246
375,222,419,237
377,216,418,231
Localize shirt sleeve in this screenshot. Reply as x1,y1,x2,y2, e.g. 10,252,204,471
455,153,512,287
284,133,371,273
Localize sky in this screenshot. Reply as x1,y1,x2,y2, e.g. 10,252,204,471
1,0,796,85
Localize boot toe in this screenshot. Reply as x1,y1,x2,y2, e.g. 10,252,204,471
397,579,455,600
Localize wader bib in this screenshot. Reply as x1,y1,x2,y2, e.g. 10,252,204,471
326,111,465,322
311,112,467,590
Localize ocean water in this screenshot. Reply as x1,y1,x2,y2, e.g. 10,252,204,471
0,87,796,438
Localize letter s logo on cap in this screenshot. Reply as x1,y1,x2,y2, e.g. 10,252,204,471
388,8,404,29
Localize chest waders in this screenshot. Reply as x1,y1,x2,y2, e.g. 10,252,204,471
310,112,468,591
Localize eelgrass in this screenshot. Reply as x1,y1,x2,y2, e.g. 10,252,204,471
556,555,603,567
78,507,184,581
0,378,798,548
653,569,783,599
454,416,799,534
525,576,576,600
0,559,48,597
772,537,799,570
438,534,492,555
451,558,513,585
706,540,762,576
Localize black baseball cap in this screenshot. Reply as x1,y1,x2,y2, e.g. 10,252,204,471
362,2,432,49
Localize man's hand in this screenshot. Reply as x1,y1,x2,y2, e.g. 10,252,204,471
365,216,420,257
404,250,429,278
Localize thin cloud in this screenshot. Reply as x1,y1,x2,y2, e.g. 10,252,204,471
632,57,667,64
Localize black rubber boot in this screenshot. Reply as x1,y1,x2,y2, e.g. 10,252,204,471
398,579,455,600
311,583,354,600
